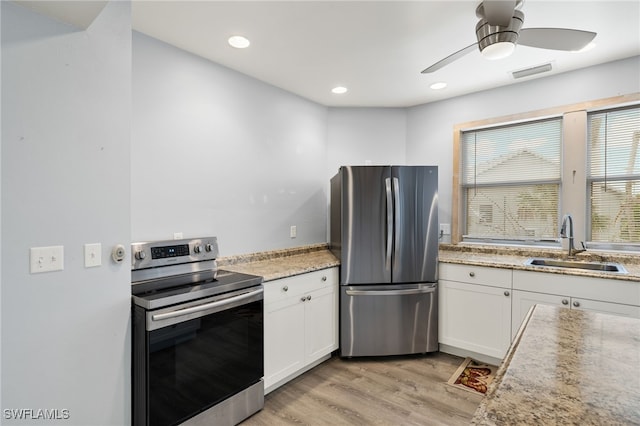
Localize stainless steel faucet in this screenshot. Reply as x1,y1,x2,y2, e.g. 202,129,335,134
560,214,586,257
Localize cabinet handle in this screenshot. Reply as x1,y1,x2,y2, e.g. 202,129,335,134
321,276,327,282
307,295,312,301
282,286,288,292
469,272,475,277
562,299,569,305
504,291,510,297
301,297,307,302
573,300,580,308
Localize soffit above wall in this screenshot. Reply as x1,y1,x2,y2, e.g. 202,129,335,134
12,1,108,30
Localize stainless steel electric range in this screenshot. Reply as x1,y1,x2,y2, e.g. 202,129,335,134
131,236,264,426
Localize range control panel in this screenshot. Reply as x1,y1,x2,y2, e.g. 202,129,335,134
131,237,219,270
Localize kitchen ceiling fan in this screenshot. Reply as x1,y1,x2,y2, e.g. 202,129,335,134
421,0,596,73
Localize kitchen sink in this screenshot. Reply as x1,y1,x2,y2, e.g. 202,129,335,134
524,258,628,274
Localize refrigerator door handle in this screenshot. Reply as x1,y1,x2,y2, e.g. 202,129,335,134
392,177,400,263
385,177,393,271
345,286,436,296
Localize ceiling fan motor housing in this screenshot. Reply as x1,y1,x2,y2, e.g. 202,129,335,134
476,9,524,53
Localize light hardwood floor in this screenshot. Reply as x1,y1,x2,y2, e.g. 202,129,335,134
241,352,483,426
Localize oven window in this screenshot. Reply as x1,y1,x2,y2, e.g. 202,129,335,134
147,299,263,426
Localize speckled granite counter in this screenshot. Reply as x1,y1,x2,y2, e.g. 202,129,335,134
216,242,640,283
439,244,640,281
472,304,640,425
218,244,339,282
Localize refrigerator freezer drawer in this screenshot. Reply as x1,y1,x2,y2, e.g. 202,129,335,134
340,284,438,357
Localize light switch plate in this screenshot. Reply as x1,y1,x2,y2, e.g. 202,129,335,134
84,243,102,268
30,246,64,273
290,225,297,238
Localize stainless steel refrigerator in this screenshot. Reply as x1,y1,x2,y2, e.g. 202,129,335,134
330,165,438,357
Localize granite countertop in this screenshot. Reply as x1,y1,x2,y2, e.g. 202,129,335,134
439,244,640,281
218,244,339,282
215,242,640,283
472,304,640,425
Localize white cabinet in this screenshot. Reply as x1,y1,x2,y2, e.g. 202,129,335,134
439,262,640,361
264,267,338,393
512,270,640,338
439,263,513,360
512,290,564,338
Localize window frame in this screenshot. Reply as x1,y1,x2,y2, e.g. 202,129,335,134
451,93,640,250
586,104,640,251
460,116,563,245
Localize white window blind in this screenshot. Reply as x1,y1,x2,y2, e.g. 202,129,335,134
462,118,562,242
588,106,640,245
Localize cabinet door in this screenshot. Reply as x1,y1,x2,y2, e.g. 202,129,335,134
439,280,512,359
264,296,305,389
305,285,338,363
572,298,640,318
511,290,567,339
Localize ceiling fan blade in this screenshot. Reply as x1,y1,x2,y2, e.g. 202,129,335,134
482,0,517,26
421,43,478,74
518,28,597,51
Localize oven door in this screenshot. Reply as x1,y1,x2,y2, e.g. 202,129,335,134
133,286,264,426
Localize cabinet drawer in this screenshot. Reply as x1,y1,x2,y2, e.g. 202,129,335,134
265,268,338,303
513,270,640,306
439,263,512,288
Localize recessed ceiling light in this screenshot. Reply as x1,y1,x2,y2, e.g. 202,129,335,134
228,35,250,49
332,86,348,94
430,82,447,90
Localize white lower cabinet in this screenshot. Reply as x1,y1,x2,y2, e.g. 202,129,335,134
439,263,513,360
513,290,640,339
440,263,640,363
511,290,565,338
264,267,338,393
512,270,640,338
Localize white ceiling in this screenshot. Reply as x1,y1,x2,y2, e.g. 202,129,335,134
15,1,640,107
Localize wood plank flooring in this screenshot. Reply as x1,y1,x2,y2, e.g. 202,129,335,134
241,352,483,426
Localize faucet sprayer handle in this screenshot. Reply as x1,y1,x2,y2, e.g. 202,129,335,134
560,214,572,238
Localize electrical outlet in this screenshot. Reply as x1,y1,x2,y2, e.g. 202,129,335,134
84,243,102,268
174,232,183,240
439,223,451,235
30,246,64,273
290,225,297,238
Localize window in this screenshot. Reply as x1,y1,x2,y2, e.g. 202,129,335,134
461,118,562,243
588,106,640,247
453,95,640,250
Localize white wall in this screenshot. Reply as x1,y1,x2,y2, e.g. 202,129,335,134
132,32,329,255
0,0,3,413
326,107,407,176
406,56,640,237
1,4,638,422
1,2,131,425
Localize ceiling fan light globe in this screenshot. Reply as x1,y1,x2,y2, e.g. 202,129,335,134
481,41,516,60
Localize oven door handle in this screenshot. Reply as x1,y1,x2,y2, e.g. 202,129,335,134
151,288,263,322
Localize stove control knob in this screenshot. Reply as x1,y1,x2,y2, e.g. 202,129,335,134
194,244,203,254
205,243,214,252
135,250,146,260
